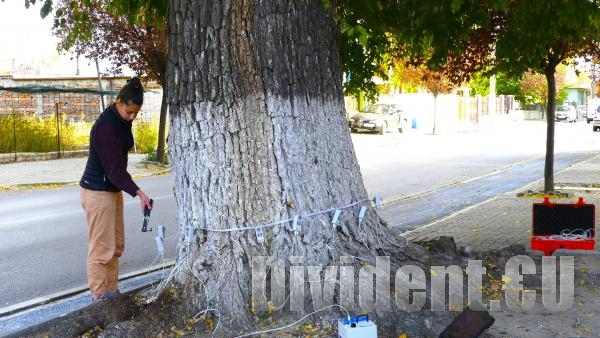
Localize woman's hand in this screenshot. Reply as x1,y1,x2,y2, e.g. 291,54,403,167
136,189,152,212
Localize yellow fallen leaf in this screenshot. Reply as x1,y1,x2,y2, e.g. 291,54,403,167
170,326,185,337
399,334,408,338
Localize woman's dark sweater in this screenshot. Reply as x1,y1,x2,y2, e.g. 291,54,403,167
80,104,139,197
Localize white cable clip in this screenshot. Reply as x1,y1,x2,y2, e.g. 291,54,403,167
292,215,301,233
155,236,165,254
374,196,382,210
358,206,367,225
157,225,166,240
255,226,265,243
332,209,342,227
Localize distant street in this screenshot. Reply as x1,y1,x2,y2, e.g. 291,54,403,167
354,118,600,199
1,119,599,306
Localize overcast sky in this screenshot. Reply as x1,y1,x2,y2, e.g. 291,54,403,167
0,1,104,77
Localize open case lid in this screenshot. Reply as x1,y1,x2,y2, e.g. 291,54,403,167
532,200,595,236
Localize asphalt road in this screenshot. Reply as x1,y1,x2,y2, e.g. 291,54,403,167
356,119,600,199
1,119,599,306
0,175,179,306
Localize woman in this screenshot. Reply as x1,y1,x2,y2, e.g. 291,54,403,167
80,77,152,301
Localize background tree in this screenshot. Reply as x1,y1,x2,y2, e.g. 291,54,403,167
469,72,491,96
517,69,567,112
389,62,421,93
390,60,455,133
336,0,403,103
421,69,455,134
496,73,521,96
388,0,600,192
490,1,600,191
48,0,170,163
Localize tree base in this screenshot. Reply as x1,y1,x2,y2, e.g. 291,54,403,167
15,238,534,337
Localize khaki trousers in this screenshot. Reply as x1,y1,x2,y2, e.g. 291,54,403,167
80,188,125,298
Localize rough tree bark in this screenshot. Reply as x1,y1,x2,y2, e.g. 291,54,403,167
166,0,439,334
156,76,169,163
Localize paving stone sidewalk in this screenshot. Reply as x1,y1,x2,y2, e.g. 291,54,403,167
401,153,600,253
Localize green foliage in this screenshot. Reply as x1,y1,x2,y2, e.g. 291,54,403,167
134,121,158,154
469,73,490,96
0,113,89,153
495,73,521,96
105,0,167,26
493,0,600,78
337,1,393,102
469,72,523,96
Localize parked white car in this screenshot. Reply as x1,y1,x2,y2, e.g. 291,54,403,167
555,105,577,123
349,103,406,135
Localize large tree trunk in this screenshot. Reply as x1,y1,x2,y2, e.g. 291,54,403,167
155,77,168,163
165,0,435,334
543,63,557,192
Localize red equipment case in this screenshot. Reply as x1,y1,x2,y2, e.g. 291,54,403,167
530,197,595,256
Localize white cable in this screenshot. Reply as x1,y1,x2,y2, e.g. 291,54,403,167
148,251,189,299
233,304,351,338
196,199,369,233
193,308,221,336
187,257,221,336
149,252,164,267
375,214,409,249
535,228,595,241
187,254,211,311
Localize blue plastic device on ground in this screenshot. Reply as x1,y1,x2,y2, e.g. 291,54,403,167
338,314,377,338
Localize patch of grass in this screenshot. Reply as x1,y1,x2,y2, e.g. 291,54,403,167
516,190,570,199
0,113,90,153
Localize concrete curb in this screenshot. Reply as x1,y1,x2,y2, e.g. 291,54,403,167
0,261,174,337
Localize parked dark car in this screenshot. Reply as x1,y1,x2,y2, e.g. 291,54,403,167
348,104,405,135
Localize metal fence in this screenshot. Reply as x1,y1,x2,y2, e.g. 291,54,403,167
0,83,163,163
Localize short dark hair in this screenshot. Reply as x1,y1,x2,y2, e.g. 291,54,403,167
117,77,144,106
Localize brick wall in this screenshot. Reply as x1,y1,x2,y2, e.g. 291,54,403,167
0,75,165,159
0,75,162,120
